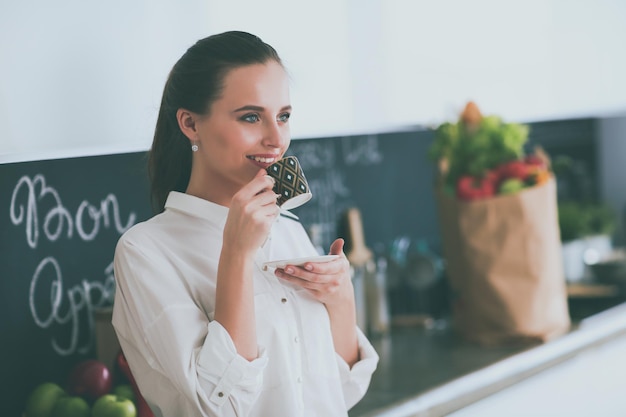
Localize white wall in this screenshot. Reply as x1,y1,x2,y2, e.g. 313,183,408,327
379,0,626,126
2,0,626,163
0,0,211,162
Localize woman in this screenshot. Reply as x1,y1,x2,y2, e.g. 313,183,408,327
112,31,378,417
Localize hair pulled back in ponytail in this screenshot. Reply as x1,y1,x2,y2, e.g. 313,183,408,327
148,31,282,213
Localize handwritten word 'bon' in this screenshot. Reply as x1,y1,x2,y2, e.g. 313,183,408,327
10,174,137,249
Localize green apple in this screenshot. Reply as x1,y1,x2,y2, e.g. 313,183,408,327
50,395,90,417
112,384,136,403
24,382,66,417
92,394,137,417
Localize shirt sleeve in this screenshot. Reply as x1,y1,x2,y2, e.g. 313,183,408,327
112,233,268,417
197,321,268,407
335,326,380,409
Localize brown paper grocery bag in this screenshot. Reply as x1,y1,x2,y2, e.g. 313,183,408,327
436,177,571,346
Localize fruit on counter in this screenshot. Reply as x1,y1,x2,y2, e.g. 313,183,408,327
112,384,136,403
67,359,113,402
24,357,145,417
92,394,137,417
24,382,66,417
50,395,90,417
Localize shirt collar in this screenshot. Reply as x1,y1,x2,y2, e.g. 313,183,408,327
163,191,298,227
164,191,229,226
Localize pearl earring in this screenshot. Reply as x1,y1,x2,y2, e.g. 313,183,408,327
191,142,199,152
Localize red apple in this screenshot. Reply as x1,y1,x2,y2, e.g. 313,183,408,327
67,359,113,402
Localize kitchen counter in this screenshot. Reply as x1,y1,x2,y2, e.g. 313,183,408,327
349,293,626,417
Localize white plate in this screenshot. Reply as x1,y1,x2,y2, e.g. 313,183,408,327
262,255,339,271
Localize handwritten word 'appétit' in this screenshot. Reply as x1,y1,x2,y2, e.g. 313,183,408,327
30,256,115,356
10,174,137,249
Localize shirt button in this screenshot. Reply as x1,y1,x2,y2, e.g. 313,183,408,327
218,392,224,398
281,297,287,303
297,376,302,383
294,336,300,343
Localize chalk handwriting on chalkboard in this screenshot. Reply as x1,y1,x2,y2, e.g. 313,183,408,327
30,257,115,356
302,168,351,247
10,174,137,249
9,174,137,356
288,135,384,247
341,135,383,166
289,140,336,169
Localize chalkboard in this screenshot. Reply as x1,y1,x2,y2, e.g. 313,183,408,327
1,152,152,416
288,129,441,253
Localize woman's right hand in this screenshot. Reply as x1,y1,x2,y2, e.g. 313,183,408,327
216,169,278,361
222,169,280,255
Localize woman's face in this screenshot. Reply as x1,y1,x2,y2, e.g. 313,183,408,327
187,60,291,206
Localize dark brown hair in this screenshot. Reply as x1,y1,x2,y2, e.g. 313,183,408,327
148,31,282,212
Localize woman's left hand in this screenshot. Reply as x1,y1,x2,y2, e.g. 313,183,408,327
275,238,354,308
278,238,360,365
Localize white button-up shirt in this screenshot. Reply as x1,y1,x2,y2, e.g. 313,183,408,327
112,192,379,417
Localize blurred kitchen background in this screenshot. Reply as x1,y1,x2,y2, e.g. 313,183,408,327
3,1,626,416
